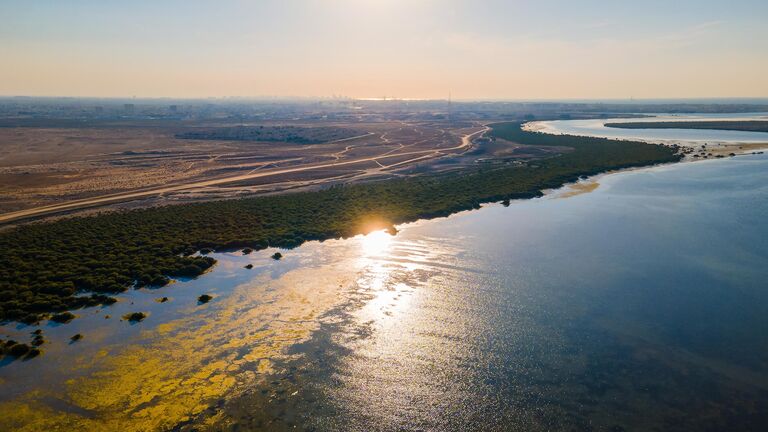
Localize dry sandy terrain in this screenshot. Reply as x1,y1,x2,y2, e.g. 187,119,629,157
0,120,562,224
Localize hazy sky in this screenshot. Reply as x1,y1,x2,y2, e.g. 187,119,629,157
1,0,767,99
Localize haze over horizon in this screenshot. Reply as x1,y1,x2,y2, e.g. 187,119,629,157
2,0,767,100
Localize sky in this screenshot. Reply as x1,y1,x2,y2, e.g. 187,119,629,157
1,0,767,100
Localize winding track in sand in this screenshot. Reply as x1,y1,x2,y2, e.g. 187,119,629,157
0,127,489,224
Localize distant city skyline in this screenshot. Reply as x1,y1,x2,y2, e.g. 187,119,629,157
1,0,767,99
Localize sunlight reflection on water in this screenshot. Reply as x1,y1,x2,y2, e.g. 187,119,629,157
360,230,394,257
2,155,768,431
356,230,420,330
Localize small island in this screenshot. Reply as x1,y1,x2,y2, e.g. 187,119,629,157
0,339,41,360
123,312,147,322
605,120,768,133
50,312,75,324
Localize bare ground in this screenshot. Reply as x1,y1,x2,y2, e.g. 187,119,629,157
0,120,567,224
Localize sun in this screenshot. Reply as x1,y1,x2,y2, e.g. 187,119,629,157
360,230,393,257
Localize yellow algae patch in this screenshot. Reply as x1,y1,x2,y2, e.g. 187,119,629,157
258,359,274,374
559,181,600,198
0,261,357,431
156,320,182,335
0,399,82,432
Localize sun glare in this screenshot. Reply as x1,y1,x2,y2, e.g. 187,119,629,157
360,230,394,257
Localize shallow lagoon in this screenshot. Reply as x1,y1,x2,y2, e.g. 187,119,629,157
528,113,768,144
2,154,768,430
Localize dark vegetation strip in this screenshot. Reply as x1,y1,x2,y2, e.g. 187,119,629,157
0,122,681,324
605,120,768,133
175,125,363,144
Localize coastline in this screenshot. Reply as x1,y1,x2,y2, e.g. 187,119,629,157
11,116,766,333
2,147,765,431
0,121,681,328
524,116,768,163
0,156,675,429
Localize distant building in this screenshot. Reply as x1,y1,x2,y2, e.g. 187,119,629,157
124,103,135,113
169,104,178,112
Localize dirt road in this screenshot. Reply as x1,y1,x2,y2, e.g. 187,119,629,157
0,126,488,224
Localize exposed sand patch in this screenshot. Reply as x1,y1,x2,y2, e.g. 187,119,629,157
559,181,600,198
685,142,768,159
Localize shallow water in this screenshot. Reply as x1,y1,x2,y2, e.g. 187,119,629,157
2,156,768,430
274,154,768,431
529,113,768,144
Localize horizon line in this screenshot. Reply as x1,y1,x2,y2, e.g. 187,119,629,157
2,95,768,104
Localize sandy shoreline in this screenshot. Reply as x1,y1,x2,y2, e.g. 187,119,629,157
524,118,768,160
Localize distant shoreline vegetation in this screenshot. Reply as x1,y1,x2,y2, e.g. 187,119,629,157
605,120,768,133
0,122,681,326
175,125,365,144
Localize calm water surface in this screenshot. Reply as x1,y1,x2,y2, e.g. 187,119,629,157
1,154,767,431
276,154,768,432
528,113,768,143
